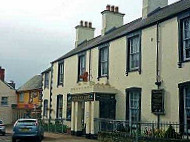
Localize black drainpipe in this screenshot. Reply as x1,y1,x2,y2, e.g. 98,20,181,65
89,49,92,81
155,22,161,89
156,22,161,129
49,64,53,120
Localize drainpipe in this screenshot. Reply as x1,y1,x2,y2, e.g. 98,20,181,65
89,49,92,81
156,22,161,129
155,22,161,89
49,64,53,120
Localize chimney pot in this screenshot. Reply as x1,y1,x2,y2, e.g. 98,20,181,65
106,5,111,11
89,22,92,28
0,67,5,81
85,21,88,27
80,20,83,26
111,6,115,12
115,6,119,13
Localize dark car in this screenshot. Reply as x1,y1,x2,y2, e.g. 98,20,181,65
12,119,44,142
0,120,6,136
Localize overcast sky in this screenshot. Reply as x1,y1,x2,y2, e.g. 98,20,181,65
0,0,178,88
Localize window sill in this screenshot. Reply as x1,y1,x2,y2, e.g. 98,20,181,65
126,68,141,76
1,105,9,107
57,84,63,87
97,75,109,80
178,60,190,68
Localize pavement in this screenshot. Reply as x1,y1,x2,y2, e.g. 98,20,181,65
0,125,97,142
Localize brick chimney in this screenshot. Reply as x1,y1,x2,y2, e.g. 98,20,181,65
75,21,95,48
0,66,5,81
142,0,168,19
101,5,125,35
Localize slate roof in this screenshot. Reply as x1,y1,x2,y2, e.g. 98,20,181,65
41,67,51,74
0,80,15,90
17,75,42,92
53,0,190,63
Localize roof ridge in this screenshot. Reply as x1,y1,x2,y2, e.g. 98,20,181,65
51,0,190,63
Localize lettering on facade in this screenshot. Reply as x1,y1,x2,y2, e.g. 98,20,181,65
71,94,94,102
151,89,165,115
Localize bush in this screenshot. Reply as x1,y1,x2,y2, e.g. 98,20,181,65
164,125,181,139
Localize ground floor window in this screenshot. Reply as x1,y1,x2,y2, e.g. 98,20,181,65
184,86,190,133
126,88,141,123
43,100,48,117
56,95,63,119
66,94,72,121
179,82,190,133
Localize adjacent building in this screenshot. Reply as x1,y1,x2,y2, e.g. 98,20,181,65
0,67,17,124
17,75,42,119
42,0,190,138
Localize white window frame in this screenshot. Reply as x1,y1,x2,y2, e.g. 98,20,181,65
129,91,141,124
58,62,64,85
43,100,48,117
129,35,140,71
78,54,86,81
19,93,24,102
183,18,190,61
44,72,49,88
1,97,8,106
100,47,108,76
57,95,63,119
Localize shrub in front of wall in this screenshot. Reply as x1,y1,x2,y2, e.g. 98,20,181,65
164,125,182,139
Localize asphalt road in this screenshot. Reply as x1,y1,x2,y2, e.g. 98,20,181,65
0,132,97,142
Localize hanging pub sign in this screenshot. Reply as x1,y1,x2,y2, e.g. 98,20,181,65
151,89,165,115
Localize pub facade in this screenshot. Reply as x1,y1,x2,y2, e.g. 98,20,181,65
42,0,190,137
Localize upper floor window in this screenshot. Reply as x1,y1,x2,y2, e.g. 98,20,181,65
129,35,140,70
99,45,109,77
126,33,141,75
44,72,49,89
58,62,64,86
1,97,8,106
19,93,24,103
182,18,190,61
78,54,86,81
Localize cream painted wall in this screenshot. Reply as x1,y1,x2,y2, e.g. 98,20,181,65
41,71,51,118
0,80,17,124
42,15,190,125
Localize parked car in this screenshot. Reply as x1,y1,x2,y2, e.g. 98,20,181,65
0,120,6,136
12,119,44,142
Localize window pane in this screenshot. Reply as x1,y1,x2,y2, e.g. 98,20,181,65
100,47,108,76
184,19,190,39
129,36,140,70
129,91,140,123
186,48,190,59
79,55,86,77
